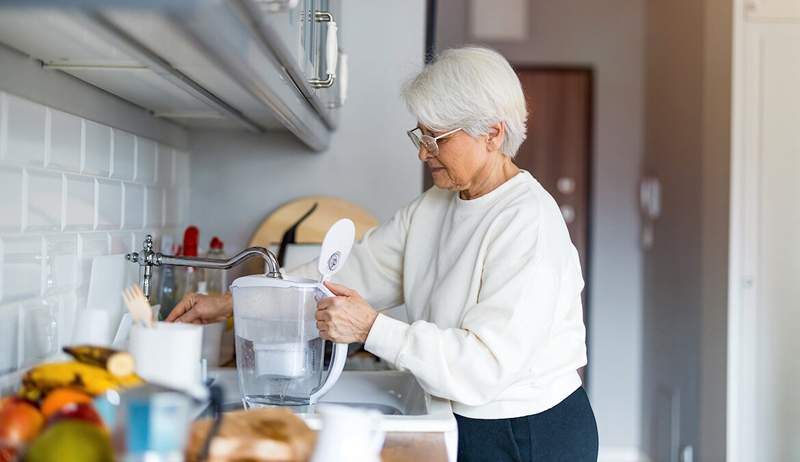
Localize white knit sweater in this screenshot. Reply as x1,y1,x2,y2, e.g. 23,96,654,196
295,171,587,419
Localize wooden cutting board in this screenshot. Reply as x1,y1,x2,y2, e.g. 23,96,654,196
249,196,379,247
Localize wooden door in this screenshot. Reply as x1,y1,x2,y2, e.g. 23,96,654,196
516,68,593,382
514,68,592,277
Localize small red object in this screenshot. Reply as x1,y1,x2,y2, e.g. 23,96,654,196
183,226,199,257
209,236,224,250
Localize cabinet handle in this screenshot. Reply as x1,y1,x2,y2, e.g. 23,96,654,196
310,11,338,88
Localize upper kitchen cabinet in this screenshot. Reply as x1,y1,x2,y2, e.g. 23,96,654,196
0,0,347,151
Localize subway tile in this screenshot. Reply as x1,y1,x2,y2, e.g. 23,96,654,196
77,232,108,287
110,231,134,255
57,292,78,347
136,137,156,184
123,183,144,230
0,165,23,233
174,150,190,188
145,186,163,228
83,120,111,176
96,179,122,230
111,129,135,180
157,144,174,187
20,297,58,367
0,302,19,373
0,235,43,303
48,109,82,172
164,188,180,228
64,174,94,231
4,94,46,167
24,169,63,232
43,234,78,295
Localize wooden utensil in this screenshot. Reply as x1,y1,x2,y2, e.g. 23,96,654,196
122,284,154,327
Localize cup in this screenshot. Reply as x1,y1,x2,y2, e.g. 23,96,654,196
311,405,384,462
129,322,202,395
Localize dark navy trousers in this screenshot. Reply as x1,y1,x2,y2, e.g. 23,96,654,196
455,387,598,462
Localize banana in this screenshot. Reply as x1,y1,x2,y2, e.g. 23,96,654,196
62,345,136,377
18,361,143,402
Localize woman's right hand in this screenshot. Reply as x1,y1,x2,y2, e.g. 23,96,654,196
165,292,233,324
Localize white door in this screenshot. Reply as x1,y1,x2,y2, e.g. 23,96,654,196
729,9,800,462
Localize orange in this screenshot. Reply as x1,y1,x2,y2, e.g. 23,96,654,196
40,389,92,419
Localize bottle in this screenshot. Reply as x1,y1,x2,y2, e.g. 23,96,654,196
205,236,227,296
177,226,200,301
157,236,177,321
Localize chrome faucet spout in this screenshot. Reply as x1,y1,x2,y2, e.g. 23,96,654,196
126,235,282,300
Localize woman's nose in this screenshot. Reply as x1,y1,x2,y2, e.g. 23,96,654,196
418,146,432,162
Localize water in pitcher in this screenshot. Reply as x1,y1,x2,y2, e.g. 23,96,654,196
235,316,324,408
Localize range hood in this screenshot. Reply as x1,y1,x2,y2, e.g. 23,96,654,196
0,0,345,151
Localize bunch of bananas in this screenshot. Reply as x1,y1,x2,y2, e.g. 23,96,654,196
19,346,143,402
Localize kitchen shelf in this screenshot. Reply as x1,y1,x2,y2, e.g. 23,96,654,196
0,0,341,151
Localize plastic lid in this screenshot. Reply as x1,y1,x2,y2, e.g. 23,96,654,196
183,226,199,257
231,275,320,290
209,236,224,249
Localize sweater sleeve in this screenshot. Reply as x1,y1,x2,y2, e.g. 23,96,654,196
287,194,424,310
364,203,579,406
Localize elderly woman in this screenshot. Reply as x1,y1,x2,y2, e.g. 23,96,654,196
168,47,598,461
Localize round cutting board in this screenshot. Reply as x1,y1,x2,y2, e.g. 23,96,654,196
248,196,379,247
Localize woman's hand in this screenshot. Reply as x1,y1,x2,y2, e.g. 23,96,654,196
165,292,233,324
316,281,379,343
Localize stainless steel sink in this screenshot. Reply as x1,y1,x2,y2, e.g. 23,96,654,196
207,369,456,431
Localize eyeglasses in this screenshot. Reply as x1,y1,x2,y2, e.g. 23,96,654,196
406,127,462,156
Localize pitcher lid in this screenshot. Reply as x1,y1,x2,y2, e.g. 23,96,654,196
230,274,320,289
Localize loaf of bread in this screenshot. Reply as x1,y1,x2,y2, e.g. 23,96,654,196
186,408,316,462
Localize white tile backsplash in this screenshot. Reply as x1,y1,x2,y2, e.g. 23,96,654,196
25,169,63,232
64,174,95,231
96,178,122,230
83,120,111,176
0,166,23,233
0,235,44,303
77,232,108,288
20,297,58,368
136,137,156,184
48,110,82,172
0,302,20,374
4,94,46,167
123,182,145,229
0,92,189,375
111,129,135,180
157,144,174,187
145,186,164,228
44,234,78,294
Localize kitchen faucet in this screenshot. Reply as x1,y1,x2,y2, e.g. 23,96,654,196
126,235,282,300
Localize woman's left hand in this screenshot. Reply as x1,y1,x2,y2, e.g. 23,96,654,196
316,281,379,343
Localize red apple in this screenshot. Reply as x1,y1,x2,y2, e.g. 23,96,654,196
46,402,103,428
0,398,45,446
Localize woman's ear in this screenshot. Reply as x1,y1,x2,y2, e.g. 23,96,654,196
486,122,505,152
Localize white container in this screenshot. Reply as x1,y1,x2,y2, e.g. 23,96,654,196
129,322,203,396
201,321,226,367
311,404,384,462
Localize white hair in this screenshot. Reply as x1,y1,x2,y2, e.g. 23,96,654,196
402,47,528,157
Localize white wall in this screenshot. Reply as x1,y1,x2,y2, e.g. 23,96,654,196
436,1,646,458
188,0,426,251
0,44,190,378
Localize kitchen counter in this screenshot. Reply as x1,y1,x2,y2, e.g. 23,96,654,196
207,368,458,461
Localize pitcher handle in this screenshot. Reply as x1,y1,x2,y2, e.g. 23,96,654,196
310,285,349,404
